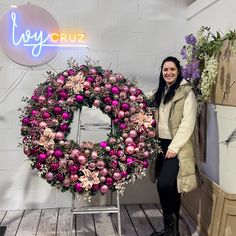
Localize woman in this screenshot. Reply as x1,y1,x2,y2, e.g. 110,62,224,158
149,56,200,236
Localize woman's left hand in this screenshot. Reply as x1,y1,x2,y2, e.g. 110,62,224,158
165,149,177,159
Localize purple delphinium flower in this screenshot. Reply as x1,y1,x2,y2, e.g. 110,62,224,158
181,47,187,60
182,58,200,81
185,34,197,45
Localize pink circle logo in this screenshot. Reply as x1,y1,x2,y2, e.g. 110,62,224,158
0,4,60,66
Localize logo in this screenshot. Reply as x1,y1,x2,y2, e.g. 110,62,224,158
0,4,88,66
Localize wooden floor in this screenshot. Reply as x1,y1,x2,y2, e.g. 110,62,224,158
0,204,191,236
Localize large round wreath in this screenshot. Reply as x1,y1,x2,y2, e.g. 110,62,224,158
20,59,159,200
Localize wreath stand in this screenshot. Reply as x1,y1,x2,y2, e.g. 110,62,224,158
69,108,122,236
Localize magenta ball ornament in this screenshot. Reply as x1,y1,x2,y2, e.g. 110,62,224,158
75,95,84,103
126,157,134,165
69,165,79,174
53,149,64,158
105,177,113,186
75,183,83,192
142,160,149,168
38,153,47,163
121,171,128,178
92,184,100,191
51,163,59,170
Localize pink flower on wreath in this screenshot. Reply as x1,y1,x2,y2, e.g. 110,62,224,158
64,72,85,93
133,112,153,129
38,128,55,149
79,169,100,190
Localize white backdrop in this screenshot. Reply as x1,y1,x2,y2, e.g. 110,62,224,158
0,0,190,210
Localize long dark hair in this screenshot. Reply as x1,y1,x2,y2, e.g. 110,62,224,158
154,56,183,107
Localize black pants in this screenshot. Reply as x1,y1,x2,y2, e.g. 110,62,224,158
156,138,181,216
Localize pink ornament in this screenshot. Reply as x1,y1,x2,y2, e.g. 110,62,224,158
104,105,112,113
63,178,71,187
93,99,100,107
138,142,145,148
38,95,46,103
111,100,119,107
31,110,39,116
35,162,42,170
100,184,109,193
83,81,91,89
53,106,62,114
129,95,136,102
129,87,137,95
89,68,97,75
129,106,136,114
109,76,116,83
113,172,122,181
120,156,126,162
148,131,156,138
125,137,134,145
100,168,108,176
39,121,47,129
129,130,137,138
118,110,125,119
108,137,116,144
100,176,106,182
99,141,107,148
70,174,78,182
105,83,112,90
94,86,101,93
96,160,105,169
88,162,96,170
57,78,65,86
59,159,67,168
91,151,98,159
119,92,127,99
70,149,80,158
55,132,64,140
117,150,124,157
77,155,87,164
66,97,74,105
87,77,95,83
45,172,54,181
143,151,149,158
122,133,128,139
121,85,129,92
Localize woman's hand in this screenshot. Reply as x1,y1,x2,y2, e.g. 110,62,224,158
165,149,177,159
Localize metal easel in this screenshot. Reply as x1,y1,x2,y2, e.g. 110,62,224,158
69,108,121,236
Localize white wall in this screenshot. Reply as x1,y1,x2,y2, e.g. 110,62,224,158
186,0,236,193
0,0,189,210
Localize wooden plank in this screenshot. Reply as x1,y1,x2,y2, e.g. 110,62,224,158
125,204,153,236
16,209,41,236
112,205,136,236
0,211,6,223
36,208,58,236
75,214,95,236
1,210,24,236
57,208,74,236
94,213,116,236
141,204,163,232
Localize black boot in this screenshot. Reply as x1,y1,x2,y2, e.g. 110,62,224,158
164,213,179,236
150,213,180,236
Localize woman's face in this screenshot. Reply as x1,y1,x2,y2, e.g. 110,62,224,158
162,61,179,86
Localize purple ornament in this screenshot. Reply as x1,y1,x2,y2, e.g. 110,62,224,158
121,103,130,111
56,173,64,182
53,106,62,115
75,183,83,192
75,95,84,103
121,171,128,178
142,160,149,168
119,123,127,130
126,157,134,166
31,110,39,116
105,177,113,186
69,165,79,174
38,153,47,163
62,112,70,120
104,97,112,105
87,77,95,83
68,69,76,75
111,86,119,94
51,163,59,170
22,117,30,125
53,149,64,158
111,100,119,107
92,184,100,191
42,112,50,119
59,123,69,132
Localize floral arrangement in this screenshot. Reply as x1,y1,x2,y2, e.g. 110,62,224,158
19,58,159,201
181,26,236,108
